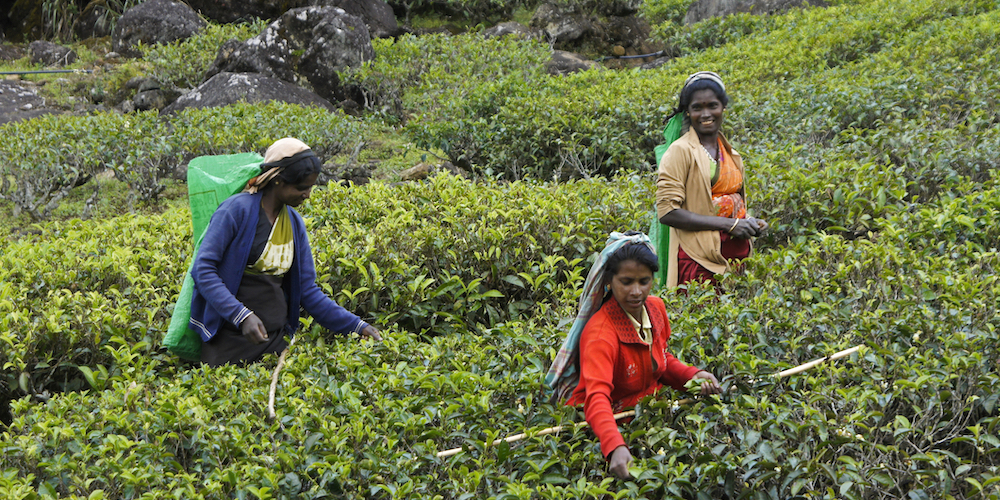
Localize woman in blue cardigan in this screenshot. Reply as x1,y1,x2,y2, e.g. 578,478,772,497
190,137,381,366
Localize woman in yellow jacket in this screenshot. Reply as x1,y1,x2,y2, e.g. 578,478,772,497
654,71,767,287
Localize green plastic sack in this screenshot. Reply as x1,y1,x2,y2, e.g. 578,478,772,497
163,153,264,360
650,113,683,288
648,212,671,289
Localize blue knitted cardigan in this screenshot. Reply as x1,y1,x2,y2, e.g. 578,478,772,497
189,192,368,341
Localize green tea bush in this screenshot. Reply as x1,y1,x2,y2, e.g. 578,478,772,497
0,210,189,396
651,12,776,58
389,0,1000,181
0,173,650,425
4,0,1000,498
407,68,671,179
139,20,270,90
303,172,651,332
344,33,550,125
3,225,999,498
638,0,697,25
0,103,359,216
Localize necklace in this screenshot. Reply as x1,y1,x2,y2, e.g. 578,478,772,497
702,144,720,163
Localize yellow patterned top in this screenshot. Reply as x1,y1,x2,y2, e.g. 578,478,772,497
248,207,294,276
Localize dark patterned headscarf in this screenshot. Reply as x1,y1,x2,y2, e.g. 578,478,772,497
245,138,320,194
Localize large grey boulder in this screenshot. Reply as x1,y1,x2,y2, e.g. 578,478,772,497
604,15,651,52
0,80,58,126
598,0,644,16
206,7,374,102
0,44,23,61
531,3,593,45
184,0,397,38
4,1,42,42
28,41,78,66
112,0,206,57
160,72,338,114
684,0,827,24
183,0,284,24
132,78,182,112
546,50,599,76
318,0,398,38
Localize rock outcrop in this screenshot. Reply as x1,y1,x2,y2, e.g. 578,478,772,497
28,41,78,67
132,78,182,112
205,7,374,103
531,3,593,45
546,50,599,76
184,0,397,37
0,80,58,126
597,0,644,16
0,44,23,61
112,0,206,57
323,0,398,38
160,72,338,114
528,2,655,64
4,0,43,42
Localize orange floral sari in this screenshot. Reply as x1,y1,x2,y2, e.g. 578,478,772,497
676,138,751,286
711,139,745,218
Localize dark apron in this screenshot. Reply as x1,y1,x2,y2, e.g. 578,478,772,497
200,272,289,367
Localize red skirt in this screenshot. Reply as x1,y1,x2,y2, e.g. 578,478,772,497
676,231,751,286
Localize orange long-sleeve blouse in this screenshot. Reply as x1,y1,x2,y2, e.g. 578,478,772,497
565,296,700,458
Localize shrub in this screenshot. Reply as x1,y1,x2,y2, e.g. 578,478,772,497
0,103,359,216
343,33,550,125
139,20,270,90
3,2,1000,498
41,0,146,42
639,0,697,25
394,0,1000,181
650,12,775,58
303,173,651,332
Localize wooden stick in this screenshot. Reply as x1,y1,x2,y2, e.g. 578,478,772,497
437,410,634,458
436,399,697,458
267,336,298,421
436,345,863,459
774,345,862,379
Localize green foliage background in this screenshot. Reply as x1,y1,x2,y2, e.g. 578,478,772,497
2,0,1000,498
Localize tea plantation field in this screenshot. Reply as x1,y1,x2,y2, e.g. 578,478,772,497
1,0,999,498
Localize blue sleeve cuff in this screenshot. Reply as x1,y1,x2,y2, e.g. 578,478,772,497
353,320,369,336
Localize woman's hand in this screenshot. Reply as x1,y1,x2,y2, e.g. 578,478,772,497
694,370,722,395
240,314,269,344
361,324,383,342
744,216,769,237
728,218,764,239
608,445,633,480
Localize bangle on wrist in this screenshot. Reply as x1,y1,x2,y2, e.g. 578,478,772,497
728,218,740,233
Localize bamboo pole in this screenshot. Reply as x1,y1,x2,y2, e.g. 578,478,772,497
437,410,634,458
436,345,863,458
267,336,298,421
774,345,862,379
436,399,696,459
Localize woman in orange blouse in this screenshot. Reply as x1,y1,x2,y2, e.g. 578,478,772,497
548,231,722,480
